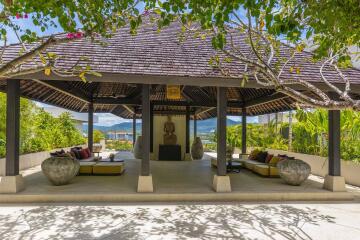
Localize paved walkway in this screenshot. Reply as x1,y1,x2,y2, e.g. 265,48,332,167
0,202,359,239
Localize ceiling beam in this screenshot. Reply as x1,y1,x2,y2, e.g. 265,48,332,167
244,93,290,108
32,79,91,103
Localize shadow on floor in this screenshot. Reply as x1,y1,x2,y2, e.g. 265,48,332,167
0,204,335,240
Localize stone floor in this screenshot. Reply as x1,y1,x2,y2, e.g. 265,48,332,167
0,151,357,202
0,202,360,239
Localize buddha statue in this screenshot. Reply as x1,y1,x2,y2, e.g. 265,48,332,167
163,115,177,145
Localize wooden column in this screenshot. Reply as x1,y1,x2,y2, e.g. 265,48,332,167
88,102,94,152
217,87,227,176
150,103,154,153
141,84,151,176
241,107,247,154
194,114,197,139
6,79,20,176
328,110,341,176
132,112,136,146
185,106,190,153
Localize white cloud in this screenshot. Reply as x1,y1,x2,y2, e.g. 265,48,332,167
95,113,131,126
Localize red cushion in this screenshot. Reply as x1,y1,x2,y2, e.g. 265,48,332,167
79,149,89,159
84,148,91,157
265,154,274,163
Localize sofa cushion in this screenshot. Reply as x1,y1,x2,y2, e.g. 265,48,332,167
71,149,81,159
84,148,91,157
265,154,273,163
79,149,89,159
93,162,125,175
256,151,268,163
79,161,96,174
80,156,95,162
269,166,279,177
269,156,283,167
243,159,266,170
253,165,270,176
249,149,260,160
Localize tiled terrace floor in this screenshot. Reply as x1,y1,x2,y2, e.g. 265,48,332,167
0,151,357,202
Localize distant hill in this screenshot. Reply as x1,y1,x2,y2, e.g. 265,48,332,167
83,118,245,134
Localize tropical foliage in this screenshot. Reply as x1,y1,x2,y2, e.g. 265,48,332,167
93,130,105,144
226,109,360,163
106,140,133,151
0,93,86,158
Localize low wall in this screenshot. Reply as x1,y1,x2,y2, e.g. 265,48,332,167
0,145,86,176
266,149,360,187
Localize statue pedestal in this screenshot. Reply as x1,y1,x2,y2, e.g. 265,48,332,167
159,145,181,161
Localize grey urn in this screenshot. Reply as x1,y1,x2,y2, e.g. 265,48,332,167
41,157,80,186
133,136,143,159
191,137,204,160
277,159,311,186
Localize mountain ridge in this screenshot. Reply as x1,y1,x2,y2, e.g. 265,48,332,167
83,118,243,134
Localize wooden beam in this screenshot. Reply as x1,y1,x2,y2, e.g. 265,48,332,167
6,79,20,176
328,110,341,176
14,69,360,94
217,87,227,176
94,97,140,105
32,79,90,103
88,102,94,152
122,104,135,114
244,93,288,108
241,108,247,154
141,84,151,176
186,106,190,153
150,103,154,153
132,112,136,146
193,114,197,139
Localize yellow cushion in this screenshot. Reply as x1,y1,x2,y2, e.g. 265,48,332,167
93,162,125,175
269,156,282,167
253,165,269,176
79,162,96,174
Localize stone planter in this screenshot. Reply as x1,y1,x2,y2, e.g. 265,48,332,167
133,136,143,159
41,157,80,186
191,137,204,160
277,159,311,186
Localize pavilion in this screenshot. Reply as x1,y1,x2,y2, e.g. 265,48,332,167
1,19,360,194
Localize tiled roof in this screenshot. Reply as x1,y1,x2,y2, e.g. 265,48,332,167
0,18,359,118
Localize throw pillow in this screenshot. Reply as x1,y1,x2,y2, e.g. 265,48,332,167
249,149,260,160
256,151,268,162
84,148,91,157
79,149,89,159
69,151,76,159
73,150,81,159
265,154,273,163
269,156,283,167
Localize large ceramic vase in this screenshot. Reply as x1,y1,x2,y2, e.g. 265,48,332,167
277,159,311,186
226,145,235,161
133,136,143,159
191,137,204,160
41,157,80,186
93,143,102,153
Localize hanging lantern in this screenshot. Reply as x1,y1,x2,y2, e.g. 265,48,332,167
166,85,181,100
